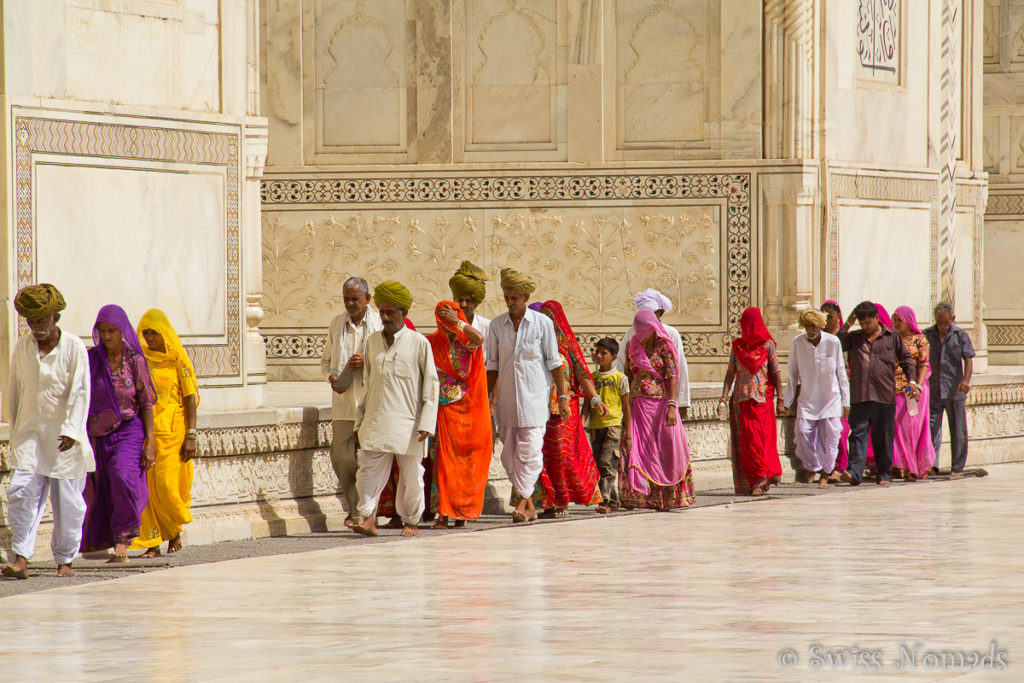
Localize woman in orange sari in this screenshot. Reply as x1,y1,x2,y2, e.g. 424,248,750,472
426,301,492,528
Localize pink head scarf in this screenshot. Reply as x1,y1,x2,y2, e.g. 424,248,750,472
875,303,893,329
628,309,678,376
893,305,922,335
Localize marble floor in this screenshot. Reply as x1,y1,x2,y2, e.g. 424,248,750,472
4,466,1022,681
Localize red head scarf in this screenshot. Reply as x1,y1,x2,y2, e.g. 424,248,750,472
539,300,593,395
731,307,775,373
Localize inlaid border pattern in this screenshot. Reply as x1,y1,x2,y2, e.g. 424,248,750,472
984,189,1024,348
262,172,751,355
14,116,242,379
825,170,939,302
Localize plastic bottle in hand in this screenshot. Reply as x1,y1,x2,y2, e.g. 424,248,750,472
905,386,919,416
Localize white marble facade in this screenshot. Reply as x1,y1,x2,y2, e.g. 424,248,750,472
261,1,987,380
0,0,268,412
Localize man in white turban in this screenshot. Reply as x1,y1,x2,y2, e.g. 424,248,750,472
614,289,690,417
782,309,850,488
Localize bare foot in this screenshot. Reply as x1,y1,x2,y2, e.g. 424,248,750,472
2,557,29,580
512,499,529,523
139,548,161,559
818,475,830,489
595,504,610,514
431,516,449,530
453,519,467,528
167,535,183,554
56,564,74,577
107,543,130,564
950,471,964,479
878,479,892,487
838,470,854,484
352,518,379,537
400,523,419,537
343,515,355,529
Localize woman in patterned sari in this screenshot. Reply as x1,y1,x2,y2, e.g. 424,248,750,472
82,305,157,562
130,309,199,556
720,307,784,495
891,305,934,480
621,309,695,510
516,300,606,518
425,301,492,528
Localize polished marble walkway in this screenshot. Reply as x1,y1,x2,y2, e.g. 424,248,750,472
4,465,1022,681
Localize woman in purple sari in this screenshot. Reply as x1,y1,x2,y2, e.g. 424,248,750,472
82,305,157,562
621,309,695,510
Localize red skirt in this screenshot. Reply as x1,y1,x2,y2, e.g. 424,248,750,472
729,390,783,493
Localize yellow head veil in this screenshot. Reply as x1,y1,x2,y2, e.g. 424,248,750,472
137,308,199,404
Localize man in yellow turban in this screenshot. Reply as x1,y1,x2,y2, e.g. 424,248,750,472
3,284,93,580
353,281,439,538
449,261,491,358
485,267,566,524
782,307,850,489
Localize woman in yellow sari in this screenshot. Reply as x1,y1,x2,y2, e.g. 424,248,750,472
129,309,199,556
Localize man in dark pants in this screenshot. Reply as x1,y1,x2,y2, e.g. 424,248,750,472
924,301,975,477
836,301,919,486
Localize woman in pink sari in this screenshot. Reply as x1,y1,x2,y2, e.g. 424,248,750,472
621,309,694,510
891,306,934,480
821,300,849,476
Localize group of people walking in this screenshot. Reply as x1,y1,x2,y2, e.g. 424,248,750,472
727,300,975,495
3,269,977,576
3,285,197,579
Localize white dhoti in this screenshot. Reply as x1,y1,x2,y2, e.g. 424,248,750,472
355,451,425,525
499,426,546,498
795,417,842,474
7,469,87,565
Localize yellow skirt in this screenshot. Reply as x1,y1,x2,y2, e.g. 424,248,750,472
129,409,194,549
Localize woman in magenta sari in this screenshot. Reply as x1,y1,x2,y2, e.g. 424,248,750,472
721,308,784,495
82,305,157,562
891,305,934,480
621,309,694,510
822,300,849,475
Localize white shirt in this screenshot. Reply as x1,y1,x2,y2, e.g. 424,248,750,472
783,332,851,420
470,313,491,362
485,308,562,429
355,326,439,456
8,329,94,479
614,323,690,406
320,307,383,421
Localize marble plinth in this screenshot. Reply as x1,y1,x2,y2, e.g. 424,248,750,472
4,375,1024,563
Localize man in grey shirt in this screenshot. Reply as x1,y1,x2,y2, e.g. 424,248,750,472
923,301,975,477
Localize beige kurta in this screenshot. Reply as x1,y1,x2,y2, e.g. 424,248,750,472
355,326,439,456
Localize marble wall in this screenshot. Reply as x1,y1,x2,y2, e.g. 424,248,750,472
0,1,269,412
982,0,1024,363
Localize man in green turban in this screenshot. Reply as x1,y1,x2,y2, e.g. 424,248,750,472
353,281,439,538
485,267,567,524
449,261,491,356
3,283,93,580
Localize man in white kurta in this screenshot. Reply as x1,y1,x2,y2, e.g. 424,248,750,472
353,282,439,538
485,268,566,523
614,288,690,415
320,276,382,526
783,309,851,488
3,284,93,579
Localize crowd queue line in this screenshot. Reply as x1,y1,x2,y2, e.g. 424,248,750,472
2,267,974,578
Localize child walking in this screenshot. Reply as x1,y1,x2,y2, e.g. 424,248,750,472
588,337,631,514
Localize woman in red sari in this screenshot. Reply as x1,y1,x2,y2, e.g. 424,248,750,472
425,301,492,528
518,300,606,518
720,307,784,495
